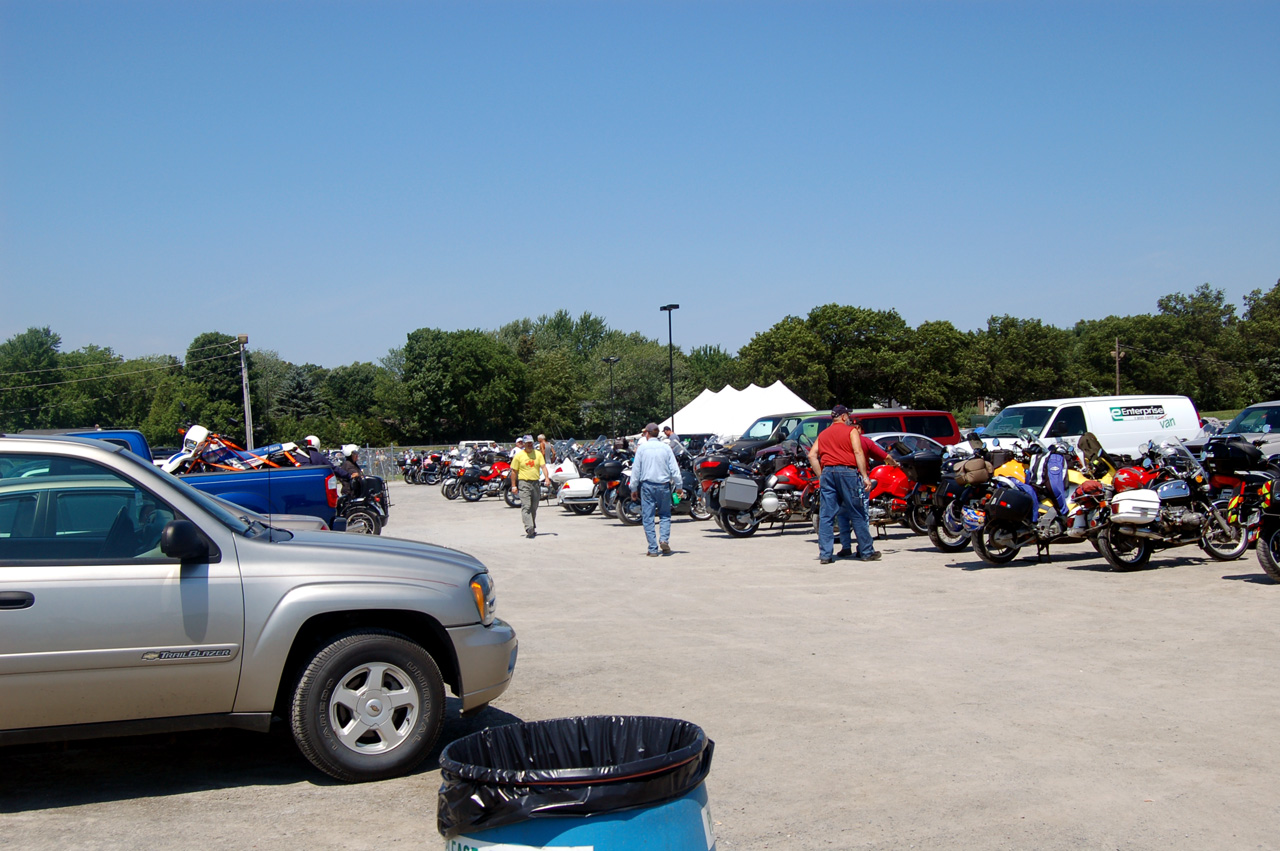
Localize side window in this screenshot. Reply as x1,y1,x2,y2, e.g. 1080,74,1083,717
1046,406,1086,438
904,415,955,439
0,453,180,562
858,416,903,435
799,421,823,442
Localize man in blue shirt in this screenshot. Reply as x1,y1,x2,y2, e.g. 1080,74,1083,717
631,422,683,556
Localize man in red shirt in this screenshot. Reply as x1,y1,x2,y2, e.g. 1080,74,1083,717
807,405,880,564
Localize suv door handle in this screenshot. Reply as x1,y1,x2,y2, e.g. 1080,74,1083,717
0,591,35,610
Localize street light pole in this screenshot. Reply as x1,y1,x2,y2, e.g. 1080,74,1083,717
659,304,679,432
602,356,620,436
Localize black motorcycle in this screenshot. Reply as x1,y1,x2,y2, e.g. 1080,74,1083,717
337,474,390,535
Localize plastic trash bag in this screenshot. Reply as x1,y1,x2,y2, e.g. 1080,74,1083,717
437,715,714,839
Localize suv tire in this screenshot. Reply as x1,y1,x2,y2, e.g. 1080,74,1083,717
291,630,444,782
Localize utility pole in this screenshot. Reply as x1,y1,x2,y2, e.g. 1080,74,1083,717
238,334,254,448
1110,337,1125,395
660,304,679,432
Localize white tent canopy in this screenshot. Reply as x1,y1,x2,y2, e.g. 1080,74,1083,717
659,381,813,440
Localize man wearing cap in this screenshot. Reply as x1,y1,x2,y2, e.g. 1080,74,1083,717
510,435,553,538
808,405,879,564
631,422,683,556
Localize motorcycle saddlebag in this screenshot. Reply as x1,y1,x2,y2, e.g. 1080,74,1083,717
1110,489,1160,524
1204,438,1264,475
594,460,624,482
719,475,760,511
955,458,994,485
899,451,943,485
696,455,732,482
985,485,1034,523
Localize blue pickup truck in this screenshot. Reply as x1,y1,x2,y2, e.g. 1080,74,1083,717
19,428,353,530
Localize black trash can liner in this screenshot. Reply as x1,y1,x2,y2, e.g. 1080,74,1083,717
437,715,714,839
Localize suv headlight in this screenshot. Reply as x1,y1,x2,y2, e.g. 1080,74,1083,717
470,572,495,626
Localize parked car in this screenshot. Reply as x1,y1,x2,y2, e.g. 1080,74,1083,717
871,433,946,454
0,434,517,782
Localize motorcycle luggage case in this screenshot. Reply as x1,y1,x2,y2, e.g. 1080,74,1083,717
1110,489,1160,524
696,455,732,481
578,456,602,477
985,485,1034,523
719,475,760,511
899,451,943,484
594,460,625,482
1204,438,1264,475
557,477,596,503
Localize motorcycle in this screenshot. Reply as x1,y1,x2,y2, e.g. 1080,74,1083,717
925,435,1019,554
337,474,390,534
616,443,707,526
1096,438,1250,571
459,457,514,502
162,424,304,475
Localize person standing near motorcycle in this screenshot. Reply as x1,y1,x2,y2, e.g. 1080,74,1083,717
808,405,879,564
537,434,557,465
304,435,354,488
510,435,553,538
662,425,682,452
631,422,682,557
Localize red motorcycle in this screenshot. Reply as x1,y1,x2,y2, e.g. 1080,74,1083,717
866,457,914,532
459,458,513,502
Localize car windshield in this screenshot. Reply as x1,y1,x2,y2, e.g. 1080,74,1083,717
984,406,1055,438
741,417,782,439
114,450,252,534
1222,406,1280,435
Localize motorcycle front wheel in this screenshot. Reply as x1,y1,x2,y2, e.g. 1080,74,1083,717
1097,526,1153,571
461,481,483,502
720,508,759,538
1200,523,1249,561
442,480,460,500
972,524,1021,565
927,507,971,553
425,470,441,486
689,494,713,521
504,488,521,508
599,489,618,518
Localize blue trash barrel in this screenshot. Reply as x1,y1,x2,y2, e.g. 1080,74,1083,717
438,715,715,850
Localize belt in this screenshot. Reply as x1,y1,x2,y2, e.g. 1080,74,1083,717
823,464,853,469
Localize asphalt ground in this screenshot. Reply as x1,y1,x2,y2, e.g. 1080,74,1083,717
4,480,1280,850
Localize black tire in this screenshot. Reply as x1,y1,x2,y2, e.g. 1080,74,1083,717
567,503,597,515
720,508,759,538
424,470,441,486
927,508,971,554
403,472,414,485
972,524,1020,564
344,508,381,535
461,481,483,502
1097,526,1153,571
907,502,930,536
1200,508,1249,561
442,480,459,501
617,495,643,526
689,494,713,521
1257,521,1280,580
290,630,445,783
504,487,521,508
598,489,617,518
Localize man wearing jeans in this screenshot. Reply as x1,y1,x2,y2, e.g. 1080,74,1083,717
807,405,880,564
631,422,682,556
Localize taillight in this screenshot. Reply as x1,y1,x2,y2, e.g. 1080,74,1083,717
325,474,338,508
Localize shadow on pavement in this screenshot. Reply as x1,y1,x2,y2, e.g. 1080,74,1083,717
0,699,523,812
1221,572,1275,584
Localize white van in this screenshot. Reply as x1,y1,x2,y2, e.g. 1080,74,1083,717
979,395,1200,455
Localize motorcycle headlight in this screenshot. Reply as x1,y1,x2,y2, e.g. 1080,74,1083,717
470,572,495,626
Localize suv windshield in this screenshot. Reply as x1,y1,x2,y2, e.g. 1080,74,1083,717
1223,406,1280,435
984,406,1055,438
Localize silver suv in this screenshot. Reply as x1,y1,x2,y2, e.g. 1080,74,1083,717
0,435,517,782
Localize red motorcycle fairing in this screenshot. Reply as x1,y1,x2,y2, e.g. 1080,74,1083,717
867,463,911,501
1112,465,1159,493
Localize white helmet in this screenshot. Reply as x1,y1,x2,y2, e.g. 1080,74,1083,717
341,444,359,458
304,435,320,449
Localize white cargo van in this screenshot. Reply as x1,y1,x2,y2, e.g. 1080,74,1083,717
980,395,1200,455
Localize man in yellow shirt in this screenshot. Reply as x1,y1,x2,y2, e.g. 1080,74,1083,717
510,434,554,538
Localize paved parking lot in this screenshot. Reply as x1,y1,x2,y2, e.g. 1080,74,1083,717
4,480,1280,849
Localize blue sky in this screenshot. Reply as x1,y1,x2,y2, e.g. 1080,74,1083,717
2,1,1276,367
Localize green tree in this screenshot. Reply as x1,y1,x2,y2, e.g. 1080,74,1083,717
404,328,526,442
738,317,830,408
525,349,579,437
805,304,913,407
0,327,62,430
899,321,982,411
979,316,1075,408
682,344,742,395
184,332,244,407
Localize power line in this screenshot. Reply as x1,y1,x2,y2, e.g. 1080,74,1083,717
0,339,239,379
0,386,153,418
1117,342,1254,369
0,351,239,393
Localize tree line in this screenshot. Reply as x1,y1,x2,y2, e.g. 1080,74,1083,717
2,279,1276,448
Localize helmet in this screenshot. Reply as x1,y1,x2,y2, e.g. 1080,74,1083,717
304,435,320,449
341,444,359,458
961,506,986,532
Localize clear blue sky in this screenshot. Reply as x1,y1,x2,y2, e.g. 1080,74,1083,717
2,1,1276,367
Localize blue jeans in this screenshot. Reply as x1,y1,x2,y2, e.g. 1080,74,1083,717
640,481,672,554
818,467,874,560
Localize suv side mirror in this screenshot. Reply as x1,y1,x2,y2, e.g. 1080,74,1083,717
161,519,210,562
